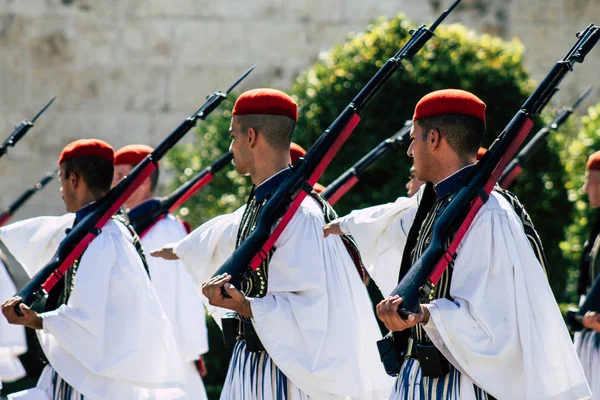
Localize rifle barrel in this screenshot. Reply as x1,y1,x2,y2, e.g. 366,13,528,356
322,122,412,204
0,97,57,158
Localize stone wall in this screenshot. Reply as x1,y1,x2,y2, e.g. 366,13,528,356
0,0,598,219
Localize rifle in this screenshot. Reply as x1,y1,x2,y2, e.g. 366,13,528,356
130,151,233,238
13,67,254,313
391,25,600,318
499,86,593,189
321,121,412,205
0,168,58,227
0,97,56,159
212,0,462,287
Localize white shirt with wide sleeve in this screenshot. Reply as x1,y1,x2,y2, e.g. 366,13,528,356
338,189,420,296
1,216,186,399
141,215,208,400
421,192,590,400
172,197,395,399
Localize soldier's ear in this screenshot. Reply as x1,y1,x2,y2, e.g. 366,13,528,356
428,128,442,150
247,127,258,148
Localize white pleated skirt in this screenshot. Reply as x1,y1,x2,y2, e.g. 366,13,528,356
219,341,310,400
389,358,492,400
575,330,600,399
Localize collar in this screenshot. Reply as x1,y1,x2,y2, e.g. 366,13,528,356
128,198,161,222
75,201,100,223
254,168,292,202
434,164,476,198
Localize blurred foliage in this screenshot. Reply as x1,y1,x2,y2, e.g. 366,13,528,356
558,103,600,300
164,13,584,397
165,96,250,227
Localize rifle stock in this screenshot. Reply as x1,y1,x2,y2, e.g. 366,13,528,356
392,25,600,318
322,121,412,205
213,0,463,287
14,67,254,311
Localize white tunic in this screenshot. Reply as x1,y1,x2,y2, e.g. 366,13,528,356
0,215,186,400
171,196,395,399
0,259,27,386
141,215,209,400
339,188,591,400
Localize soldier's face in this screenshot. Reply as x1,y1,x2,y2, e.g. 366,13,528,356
58,165,78,213
584,170,600,208
112,164,132,188
228,117,252,176
406,167,424,197
407,122,432,183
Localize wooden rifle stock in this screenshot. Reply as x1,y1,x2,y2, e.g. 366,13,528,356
392,25,600,318
499,86,593,189
0,168,58,227
14,67,254,312
130,152,233,238
213,0,463,287
322,121,412,205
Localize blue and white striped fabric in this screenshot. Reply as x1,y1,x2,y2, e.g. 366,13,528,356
390,358,491,400
50,369,84,400
220,341,310,400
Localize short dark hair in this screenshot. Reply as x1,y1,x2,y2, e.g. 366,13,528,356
238,114,295,150
62,156,114,195
417,114,485,159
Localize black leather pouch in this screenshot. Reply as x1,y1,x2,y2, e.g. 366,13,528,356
415,343,450,378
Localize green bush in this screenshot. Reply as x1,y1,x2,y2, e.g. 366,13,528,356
165,96,251,227
559,103,600,299
291,15,572,299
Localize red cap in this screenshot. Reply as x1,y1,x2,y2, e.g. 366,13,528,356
290,142,306,164
413,89,486,123
476,147,487,161
587,151,600,171
114,144,154,166
58,139,114,166
232,88,298,122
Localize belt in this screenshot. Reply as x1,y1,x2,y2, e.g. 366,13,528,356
235,318,265,352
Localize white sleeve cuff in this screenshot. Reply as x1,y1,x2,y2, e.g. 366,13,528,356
339,218,351,235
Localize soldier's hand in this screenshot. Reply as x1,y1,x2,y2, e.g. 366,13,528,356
202,274,252,317
323,220,343,237
150,246,179,260
376,295,429,332
582,311,600,332
1,297,43,329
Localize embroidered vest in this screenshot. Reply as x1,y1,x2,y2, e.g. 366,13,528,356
236,189,367,298
407,186,547,344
